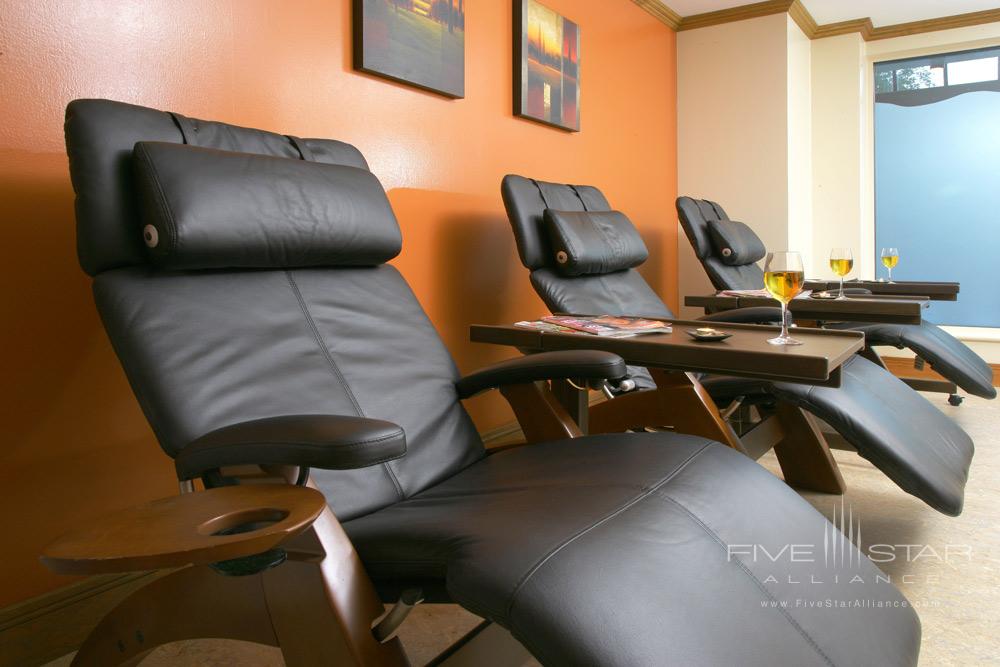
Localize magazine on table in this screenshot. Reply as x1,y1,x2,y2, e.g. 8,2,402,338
514,315,672,337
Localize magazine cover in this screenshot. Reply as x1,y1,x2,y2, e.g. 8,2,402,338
536,315,671,337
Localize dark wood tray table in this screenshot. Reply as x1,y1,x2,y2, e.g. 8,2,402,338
471,317,866,496
472,319,864,388
684,293,929,324
804,279,959,301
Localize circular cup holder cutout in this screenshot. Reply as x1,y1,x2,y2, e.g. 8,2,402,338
197,508,290,537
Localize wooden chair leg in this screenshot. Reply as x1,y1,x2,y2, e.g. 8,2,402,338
268,506,409,666
70,565,278,666
772,402,846,494
589,370,746,454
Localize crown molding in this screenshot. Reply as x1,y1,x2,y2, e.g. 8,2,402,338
676,0,794,32
631,0,682,30
866,8,1000,41
635,0,1000,42
812,17,874,40
786,0,818,36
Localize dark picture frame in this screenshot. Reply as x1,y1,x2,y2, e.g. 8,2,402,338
353,0,465,99
513,0,581,132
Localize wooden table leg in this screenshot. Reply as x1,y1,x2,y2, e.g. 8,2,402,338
772,402,846,494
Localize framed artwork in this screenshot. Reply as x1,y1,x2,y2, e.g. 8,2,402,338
353,0,465,98
514,0,581,132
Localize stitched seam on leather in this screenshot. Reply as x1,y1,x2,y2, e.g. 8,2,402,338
653,493,837,667
504,441,714,621
283,270,405,499
136,147,178,255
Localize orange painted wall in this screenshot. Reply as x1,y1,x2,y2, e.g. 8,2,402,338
0,0,677,606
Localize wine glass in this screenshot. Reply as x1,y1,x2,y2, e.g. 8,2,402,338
763,251,805,346
829,248,853,300
880,247,899,283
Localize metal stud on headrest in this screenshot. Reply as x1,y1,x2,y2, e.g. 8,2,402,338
722,247,732,257
143,224,159,248
556,250,568,264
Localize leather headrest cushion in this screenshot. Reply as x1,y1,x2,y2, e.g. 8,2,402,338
543,209,648,276
133,141,402,270
707,219,766,266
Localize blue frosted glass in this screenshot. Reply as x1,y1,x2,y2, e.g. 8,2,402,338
874,91,1000,327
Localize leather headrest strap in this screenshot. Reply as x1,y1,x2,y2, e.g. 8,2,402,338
286,135,314,161
169,112,198,146
568,184,590,211
530,178,551,208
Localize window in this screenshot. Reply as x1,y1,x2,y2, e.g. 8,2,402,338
947,56,999,86
874,46,1000,98
873,47,1000,328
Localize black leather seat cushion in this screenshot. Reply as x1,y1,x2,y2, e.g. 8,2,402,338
347,433,920,666
772,356,974,515
848,321,997,400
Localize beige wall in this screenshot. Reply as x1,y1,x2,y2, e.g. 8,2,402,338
677,13,790,316
810,33,869,279
677,14,817,316
786,15,813,263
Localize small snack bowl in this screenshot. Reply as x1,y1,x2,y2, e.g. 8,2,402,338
810,291,838,300
687,327,733,342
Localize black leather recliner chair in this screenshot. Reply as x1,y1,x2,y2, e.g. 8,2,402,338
501,175,974,516
64,99,922,665
676,196,997,403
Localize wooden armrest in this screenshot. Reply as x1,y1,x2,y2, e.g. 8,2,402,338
40,485,326,575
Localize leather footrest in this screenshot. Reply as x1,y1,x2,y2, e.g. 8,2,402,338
771,355,974,515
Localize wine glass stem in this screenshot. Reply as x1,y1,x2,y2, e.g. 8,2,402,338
888,267,892,283
839,275,845,298
780,302,789,339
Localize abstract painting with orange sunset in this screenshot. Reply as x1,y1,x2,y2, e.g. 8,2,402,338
516,0,581,131
355,0,465,98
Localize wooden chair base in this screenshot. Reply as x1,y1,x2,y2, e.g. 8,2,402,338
41,486,408,667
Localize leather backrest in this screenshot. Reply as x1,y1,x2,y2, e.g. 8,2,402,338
502,175,673,390
67,100,485,520
501,174,612,270
133,141,402,270
676,196,765,290
676,196,729,260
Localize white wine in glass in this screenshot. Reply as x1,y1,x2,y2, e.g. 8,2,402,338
763,251,805,346
829,248,853,300
880,247,899,283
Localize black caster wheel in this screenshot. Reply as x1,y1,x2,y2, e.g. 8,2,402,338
948,394,964,406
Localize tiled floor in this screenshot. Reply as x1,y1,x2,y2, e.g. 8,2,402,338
46,393,999,666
